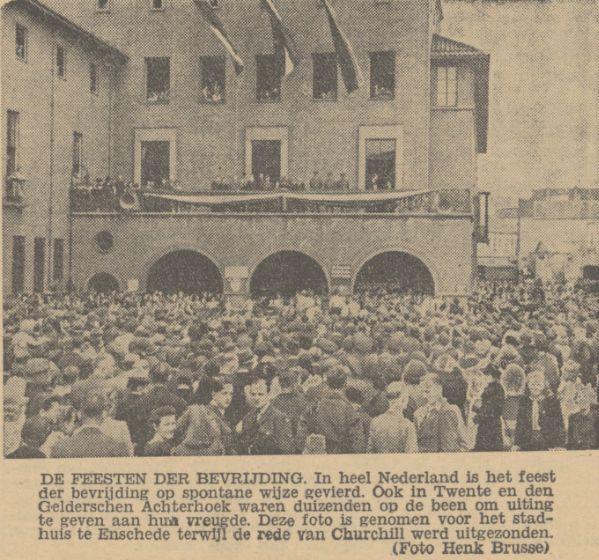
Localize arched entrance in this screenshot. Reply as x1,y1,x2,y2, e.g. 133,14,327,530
88,272,120,293
147,250,223,294
354,251,435,295
249,251,328,297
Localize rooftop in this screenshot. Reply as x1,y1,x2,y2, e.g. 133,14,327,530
5,0,128,64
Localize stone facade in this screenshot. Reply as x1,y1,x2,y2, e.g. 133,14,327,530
2,0,489,296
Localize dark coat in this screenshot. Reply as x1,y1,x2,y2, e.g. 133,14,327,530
514,395,565,451
236,404,294,455
567,408,598,450
441,368,468,420
270,388,308,450
174,404,234,456
6,444,46,459
51,426,130,458
474,380,505,451
298,389,366,454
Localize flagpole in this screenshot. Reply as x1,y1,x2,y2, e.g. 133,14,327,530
235,71,242,182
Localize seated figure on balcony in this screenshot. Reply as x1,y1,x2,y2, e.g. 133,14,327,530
309,171,323,191
335,173,350,191
323,171,335,191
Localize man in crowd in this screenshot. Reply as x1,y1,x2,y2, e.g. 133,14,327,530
2,275,597,457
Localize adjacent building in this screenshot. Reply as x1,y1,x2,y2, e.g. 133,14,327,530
3,0,491,299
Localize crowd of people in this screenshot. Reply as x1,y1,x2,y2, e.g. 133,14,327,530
3,278,598,458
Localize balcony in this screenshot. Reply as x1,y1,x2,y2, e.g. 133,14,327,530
70,186,473,216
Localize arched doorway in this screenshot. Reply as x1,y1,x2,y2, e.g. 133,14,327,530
88,272,120,293
354,251,435,295
147,250,223,294
249,251,328,297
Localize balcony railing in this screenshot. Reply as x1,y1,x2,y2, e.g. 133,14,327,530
70,186,473,216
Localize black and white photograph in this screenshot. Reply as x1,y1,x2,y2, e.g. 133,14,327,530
2,0,598,461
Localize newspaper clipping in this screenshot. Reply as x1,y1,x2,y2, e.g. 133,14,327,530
1,0,598,558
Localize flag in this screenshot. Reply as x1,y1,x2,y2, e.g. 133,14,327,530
194,0,245,75
262,0,300,77
320,0,362,93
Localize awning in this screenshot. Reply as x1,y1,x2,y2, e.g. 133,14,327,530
143,190,429,206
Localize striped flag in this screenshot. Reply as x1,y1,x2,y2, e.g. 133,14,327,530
262,0,300,77
320,0,362,93
194,0,245,75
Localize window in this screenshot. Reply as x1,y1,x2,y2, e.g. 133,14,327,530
151,0,164,10
436,65,457,106
97,0,110,11
141,141,170,187
134,128,177,187
312,53,337,100
6,111,19,179
95,231,114,252
56,45,66,78
33,237,45,293
12,236,25,294
370,52,395,99
73,132,83,176
53,239,64,282
256,54,281,102
200,56,226,103
90,63,98,94
146,57,170,103
16,24,27,61
365,139,396,190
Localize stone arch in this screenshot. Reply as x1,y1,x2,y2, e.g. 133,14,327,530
146,249,224,294
87,272,121,293
352,250,437,295
249,250,330,297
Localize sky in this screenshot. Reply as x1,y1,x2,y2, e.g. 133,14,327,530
441,0,598,195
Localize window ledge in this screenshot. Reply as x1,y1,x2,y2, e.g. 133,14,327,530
312,97,338,103
432,105,474,111
3,199,26,209
199,98,226,105
146,100,170,106
370,96,395,102
256,98,282,104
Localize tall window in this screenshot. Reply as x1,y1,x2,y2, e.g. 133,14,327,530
313,53,337,100
146,57,170,103
33,237,45,293
200,56,226,103
6,111,19,179
12,236,25,294
141,141,170,187
151,0,164,10
56,45,66,78
90,63,98,94
53,239,64,283
16,24,28,61
256,54,281,102
436,66,457,107
365,139,396,190
97,0,110,11
72,132,83,176
370,52,395,99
